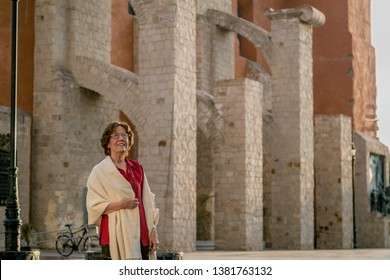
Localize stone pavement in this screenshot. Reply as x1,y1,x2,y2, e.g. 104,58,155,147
38,248,390,260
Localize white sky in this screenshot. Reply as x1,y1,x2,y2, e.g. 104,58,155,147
372,1,390,148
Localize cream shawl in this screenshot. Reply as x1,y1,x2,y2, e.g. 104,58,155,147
86,156,159,260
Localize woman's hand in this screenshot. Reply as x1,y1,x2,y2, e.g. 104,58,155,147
104,197,139,214
120,197,139,209
149,227,159,253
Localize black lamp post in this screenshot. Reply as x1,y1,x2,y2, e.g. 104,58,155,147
351,142,357,248
4,0,21,252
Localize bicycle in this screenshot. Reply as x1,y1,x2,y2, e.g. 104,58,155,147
56,223,100,257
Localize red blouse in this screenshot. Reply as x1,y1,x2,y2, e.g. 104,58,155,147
100,159,149,247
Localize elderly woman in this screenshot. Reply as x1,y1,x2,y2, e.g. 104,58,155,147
86,121,159,260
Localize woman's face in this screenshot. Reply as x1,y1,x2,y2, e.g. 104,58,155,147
107,125,129,156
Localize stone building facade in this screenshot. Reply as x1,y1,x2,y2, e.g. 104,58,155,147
0,0,389,252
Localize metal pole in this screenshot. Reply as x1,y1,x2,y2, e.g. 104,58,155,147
4,0,21,252
351,142,357,248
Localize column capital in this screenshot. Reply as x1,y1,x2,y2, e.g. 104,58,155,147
265,5,325,27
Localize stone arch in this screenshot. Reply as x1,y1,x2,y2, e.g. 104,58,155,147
207,6,325,70
207,9,273,67
71,55,147,156
207,9,273,112
72,56,139,99
196,90,225,150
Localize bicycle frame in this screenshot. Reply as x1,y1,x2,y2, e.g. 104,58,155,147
56,224,99,257
67,227,89,250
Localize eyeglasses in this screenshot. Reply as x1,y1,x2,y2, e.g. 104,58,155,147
110,133,130,140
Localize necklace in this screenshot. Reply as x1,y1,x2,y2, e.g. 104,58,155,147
129,166,137,190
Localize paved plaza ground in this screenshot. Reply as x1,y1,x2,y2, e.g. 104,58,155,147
38,248,390,260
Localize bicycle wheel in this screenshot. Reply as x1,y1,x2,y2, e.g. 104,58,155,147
56,234,74,257
83,236,100,252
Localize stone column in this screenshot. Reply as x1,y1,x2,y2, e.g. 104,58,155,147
266,6,325,249
314,115,353,249
32,0,115,235
134,0,197,252
214,78,263,250
195,0,232,245
353,132,390,248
